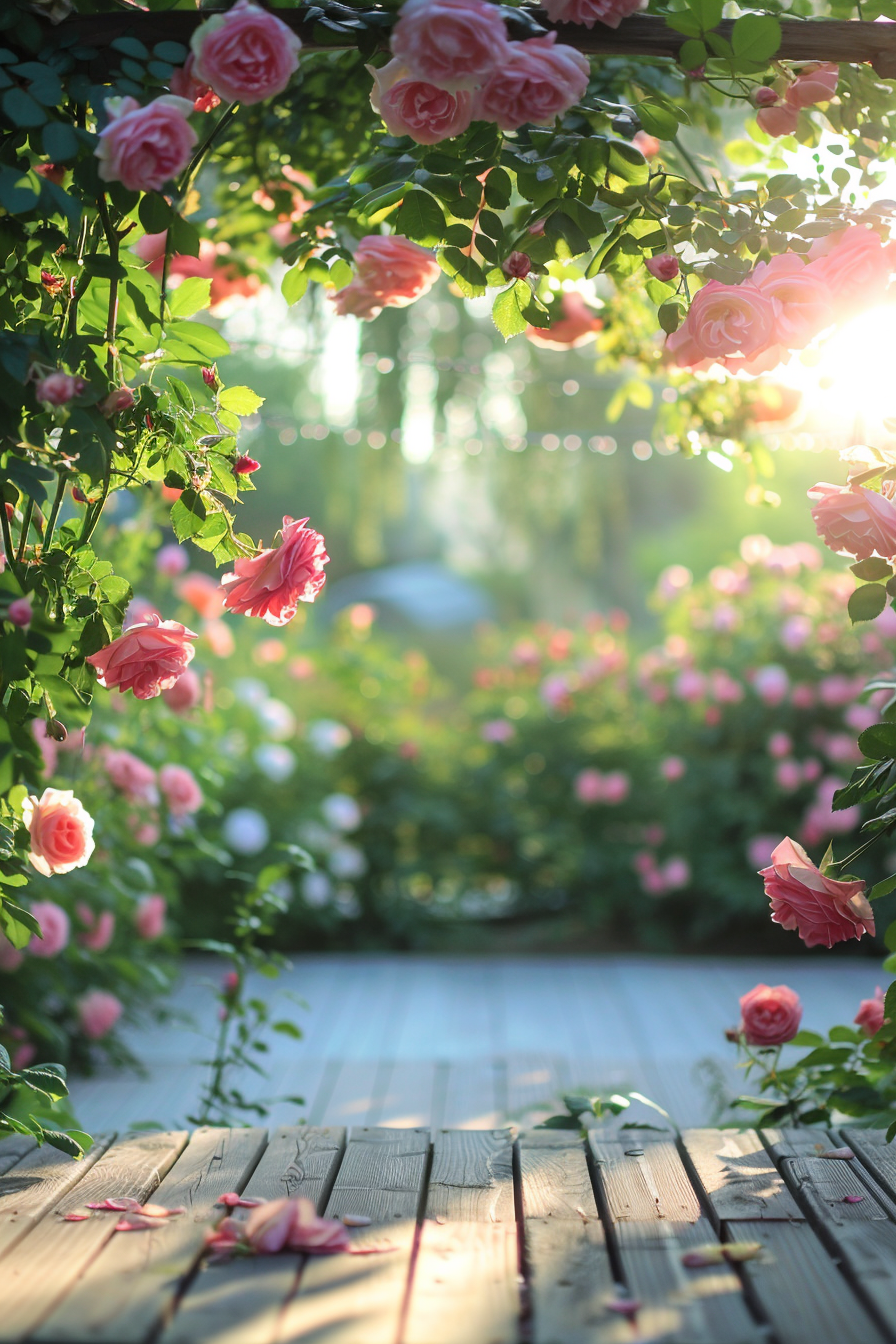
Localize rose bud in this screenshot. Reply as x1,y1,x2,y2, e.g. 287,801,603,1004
645,253,680,281
752,86,779,108
99,386,136,416
503,251,532,280
34,162,66,185
71,486,88,504
7,597,33,628
41,270,65,297
34,371,85,406
202,366,218,389
233,455,261,477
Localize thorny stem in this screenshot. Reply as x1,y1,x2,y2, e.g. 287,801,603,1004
15,499,34,564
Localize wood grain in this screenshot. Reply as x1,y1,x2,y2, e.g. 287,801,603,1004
842,1128,896,1205
158,1128,346,1344
525,1217,630,1344
0,1135,36,1180
0,1129,186,1343
680,1129,803,1225
519,1130,598,1221
623,1242,766,1344
427,1129,514,1223
589,1133,702,1243
32,1126,266,1344
323,1126,430,1224
403,1222,520,1344
0,1131,114,1264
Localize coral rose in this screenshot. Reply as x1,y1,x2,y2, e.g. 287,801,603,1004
77,990,123,1040
808,483,896,561
739,983,802,1046
103,748,158,803
750,253,832,352
526,291,602,348
785,62,838,110
676,279,777,368
807,227,896,318
28,900,71,957
135,894,167,940
369,59,473,144
759,836,874,949
96,96,196,193
159,764,204,817
855,986,887,1037
220,516,329,626
541,0,645,28
23,790,95,878
191,0,301,105
475,34,590,133
177,571,226,620
86,614,197,700
390,0,509,92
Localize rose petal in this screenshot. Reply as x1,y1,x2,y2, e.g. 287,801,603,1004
843,1194,864,1203
62,1212,90,1221
819,1147,855,1160
682,1245,726,1267
606,1297,641,1318
218,1193,264,1208
342,1214,372,1227
722,1242,762,1262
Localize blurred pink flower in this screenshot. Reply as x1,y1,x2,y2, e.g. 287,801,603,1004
802,758,822,784
574,768,604,804
855,986,887,1037
660,756,686,782
162,668,202,714
601,771,630,805
32,720,58,778
135,894,166,940
657,564,692,602
823,733,862,767
844,703,878,733
674,668,706,703
481,719,515,744
156,544,189,577
77,989,123,1040
178,572,226,620
791,683,815,710
739,982,802,1045
661,857,691,890
159,764,203,817
541,674,571,711
775,760,802,792
875,604,896,638
641,868,667,897
28,901,70,957
76,904,115,952
704,705,722,727
122,596,162,630
819,674,864,708
753,664,789,706
709,670,743,703
11,1041,36,1070
0,935,24,973
767,732,792,759
779,615,812,652
746,834,779,869
511,638,540,665
103,748,157,803
203,620,235,659
633,850,655,876
711,605,739,633
133,821,161,847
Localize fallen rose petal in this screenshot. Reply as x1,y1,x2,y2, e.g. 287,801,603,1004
682,1245,726,1267
347,1244,398,1255
137,1203,183,1218
218,1192,264,1208
722,1242,762,1262
606,1296,641,1318
62,1212,91,1221
115,1216,165,1231
342,1213,372,1227
88,1197,143,1211
819,1147,855,1160
843,1194,864,1203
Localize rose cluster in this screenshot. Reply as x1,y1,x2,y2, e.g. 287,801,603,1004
754,62,839,140
667,226,896,375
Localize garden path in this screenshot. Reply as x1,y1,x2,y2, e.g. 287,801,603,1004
67,954,882,1133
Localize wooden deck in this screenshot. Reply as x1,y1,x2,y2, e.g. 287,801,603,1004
3,1122,896,1344
68,955,886,1133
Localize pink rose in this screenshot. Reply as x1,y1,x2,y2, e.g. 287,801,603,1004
96,95,196,193
86,614,197,700
674,279,777,369
333,236,441,322
767,732,792,759
369,59,473,144
660,755,686,782
169,54,222,113
28,900,71,958
526,291,602,349
739,982,802,1046
191,0,301,104
162,668,202,713
503,251,532,279
330,283,383,321
750,253,832,350
76,905,116,953
807,227,896,317
34,371,84,406
756,102,799,138
760,836,874,949
77,989,123,1040
601,770,630,805
775,760,802,792
475,34,590,133
574,768,604,804
540,0,645,28
135,894,166,940
390,0,509,92
645,254,679,282
99,386,135,417
23,789,95,878
0,936,24,973
809,483,896,561
156,544,189,577
752,86,779,108
785,62,838,109
753,664,789,706
103,748,158,803
7,598,32,628
220,516,329,626
159,764,203,817
661,857,690,890
855,986,887,1037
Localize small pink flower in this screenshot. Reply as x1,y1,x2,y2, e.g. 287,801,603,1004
96,95,196,193
220,516,329,626
767,732,792,760
785,62,838,109
481,719,515,744
77,989,123,1040
222,970,240,996
76,904,116,953
369,59,473,144
645,254,679,282
660,755,686,782
159,764,203,817
156,544,189,577
855,986,887,1037
661,857,691,890
574,768,604,804
0,935,24,973
674,668,706,703
390,0,509,92
34,371,85,405
103,748,158,803
601,770,630,805
809,483,896,562
191,0,301,105
233,455,261,477
7,598,32,628
23,790,95,878
87,614,197,700
134,821,161,847
135,894,166,940
99,386,135,416
760,837,874,949
11,1041,36,1071
28,901,70,958
754,664,790,706
475,34,590,133
632,130,659,157
739,982,802,1046
746,835,778,869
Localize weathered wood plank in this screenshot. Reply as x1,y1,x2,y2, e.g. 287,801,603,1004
427,1128,514,1222
32,1126,266,1344
624,1242,767,1344
842,1128,896,1205
680,1129,803,1225
732,1220,888,1344
0,1134,36,1179
0,1129,186,1343
519,1130,597,1220
525,1218,629,1344
0,1130,114,1264
276,1128,430,1344
588,1132,702,1242
158,1128,346,1344
403,1222,520,1344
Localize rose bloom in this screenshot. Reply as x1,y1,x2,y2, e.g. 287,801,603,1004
335,235,441,322
134,233,263,313
750,253,832,352
169,53,221,113
103,748,157,803
135,894,166,940
220,516,329,626
390,0,509,92
99,386,135,417
739,983,802,1046
602,771,630,805
95,95,196,193
767,732,792,759
369,59,473,144
87,615,197,700
668,279,777,370
785,62,838,109
28,900,71,957
757,102,799,138
162,668,202,714
660,755,686,782
244,1197,351,1254
526,292,602,349
760,836,875,949
475,34,590,133
753,663,789,706
540,0,644,28
77,989,123,1041
808,483,896,562
159,764,204,817
855,986,887,1037
191,0,302,105
807,227,896,318
23,790,95,878
574,768,604,804
34,371,84,406
76,905,116,953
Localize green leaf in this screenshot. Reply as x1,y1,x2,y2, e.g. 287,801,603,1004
219,386,265,416
731,14,782,63
41,120,78,162
535,1115,582,1130
168,277,212,319
848,582,887,624
395,189,446,246
871,874,896,902
438,247,487,297
0,901,40,949
790,1031,825,1047
858,722,896,761
138,193,174,234
636,102,679,140
42,1128,92,1159
492,282,529,340
110,35,149,59
679,38,708,70
2,87,45,128
281,266,309,306
851,557,893,582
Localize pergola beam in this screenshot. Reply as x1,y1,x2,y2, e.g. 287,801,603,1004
51,10,896,77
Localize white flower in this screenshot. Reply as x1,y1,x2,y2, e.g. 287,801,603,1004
321,793,362,832
258,698,296,741
222,807,270,855
233,677,269,707
253,743,296,782
328,843,367,880
302,870,332,908
307,719,351,757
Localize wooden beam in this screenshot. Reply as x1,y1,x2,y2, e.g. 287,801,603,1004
47,11,896,77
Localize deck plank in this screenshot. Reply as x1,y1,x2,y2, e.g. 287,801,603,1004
1,1129,186,1343
158,1127,347,1344
588,1132,702,1241
519,1129,597,1220
680,1128,803,1224
403,1222,520,1344
0,1132,114,1264
427,1128,514,1222
32,1126,266,1344
842,1128,896,1205
0,1135,36,1179
525,1219,630,1344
